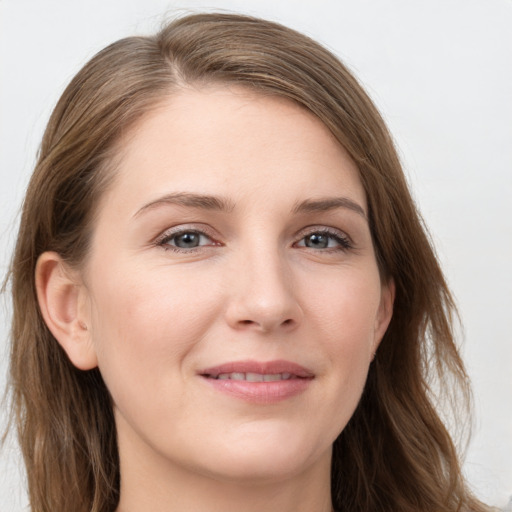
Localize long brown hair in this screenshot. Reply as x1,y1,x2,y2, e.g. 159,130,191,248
6,12,489,512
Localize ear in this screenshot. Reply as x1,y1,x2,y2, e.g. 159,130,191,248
372,278,395,355
35,251,98,370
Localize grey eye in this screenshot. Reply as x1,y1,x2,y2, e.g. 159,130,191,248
165,231,214,249
295,230,351,251
173,232,201,248
158,228,218,253
304,233,329,248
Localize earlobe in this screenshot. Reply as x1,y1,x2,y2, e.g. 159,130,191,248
35,252,98,370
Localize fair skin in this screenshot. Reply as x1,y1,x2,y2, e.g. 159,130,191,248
36,86,394,512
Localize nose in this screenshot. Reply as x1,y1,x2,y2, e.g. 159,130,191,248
224,249,303,333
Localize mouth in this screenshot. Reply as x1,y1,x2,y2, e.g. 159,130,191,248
200,359,314,380
199,360,314,403
208,372,298,382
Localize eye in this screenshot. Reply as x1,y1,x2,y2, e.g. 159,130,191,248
295,230,352,251
157,229,217,251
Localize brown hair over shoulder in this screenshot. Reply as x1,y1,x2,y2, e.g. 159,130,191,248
6,12,489,512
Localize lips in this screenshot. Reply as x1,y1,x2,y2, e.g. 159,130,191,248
199,360,314,403
200,360,314,379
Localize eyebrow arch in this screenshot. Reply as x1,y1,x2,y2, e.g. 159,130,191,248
134,192,235,218
293,197,367,220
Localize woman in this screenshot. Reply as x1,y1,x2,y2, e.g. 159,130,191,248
6,12,491,512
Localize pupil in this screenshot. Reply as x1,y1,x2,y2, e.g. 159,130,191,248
306,234,328,248
176,232,199,248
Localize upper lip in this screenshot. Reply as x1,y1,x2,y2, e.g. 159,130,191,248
199,359,314,378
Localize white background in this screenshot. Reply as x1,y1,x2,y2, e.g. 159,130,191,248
1,1,511,510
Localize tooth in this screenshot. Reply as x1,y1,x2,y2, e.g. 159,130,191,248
215,372,295,382
246,372,264,382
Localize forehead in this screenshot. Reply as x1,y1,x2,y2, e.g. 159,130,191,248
99,86,366,216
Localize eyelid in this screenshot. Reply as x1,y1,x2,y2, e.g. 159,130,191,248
293,225,353,249
154,224,220,249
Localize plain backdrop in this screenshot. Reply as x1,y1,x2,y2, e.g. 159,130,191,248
1,1,511,510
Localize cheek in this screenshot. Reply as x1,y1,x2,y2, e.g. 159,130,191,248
304,266,381,403
86,262,221,401
306,265,382,345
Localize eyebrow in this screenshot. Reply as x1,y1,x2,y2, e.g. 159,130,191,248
293,197,367,220
134,192,367,220
134,192,235,217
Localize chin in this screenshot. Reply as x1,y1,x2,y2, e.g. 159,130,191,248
205,454,319,485
192,428,331,484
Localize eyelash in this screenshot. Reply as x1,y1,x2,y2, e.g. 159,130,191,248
155,228,219,253
155,227,353,253
294,228,353,252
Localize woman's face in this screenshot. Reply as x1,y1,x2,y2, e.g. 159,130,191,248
80,87,393,484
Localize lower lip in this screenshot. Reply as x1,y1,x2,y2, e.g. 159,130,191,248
202,376,312,404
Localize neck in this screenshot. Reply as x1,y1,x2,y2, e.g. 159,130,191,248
116,471,333,512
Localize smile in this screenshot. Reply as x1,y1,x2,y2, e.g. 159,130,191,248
199,360,314,403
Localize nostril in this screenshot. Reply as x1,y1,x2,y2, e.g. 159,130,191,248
236,318,294,330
